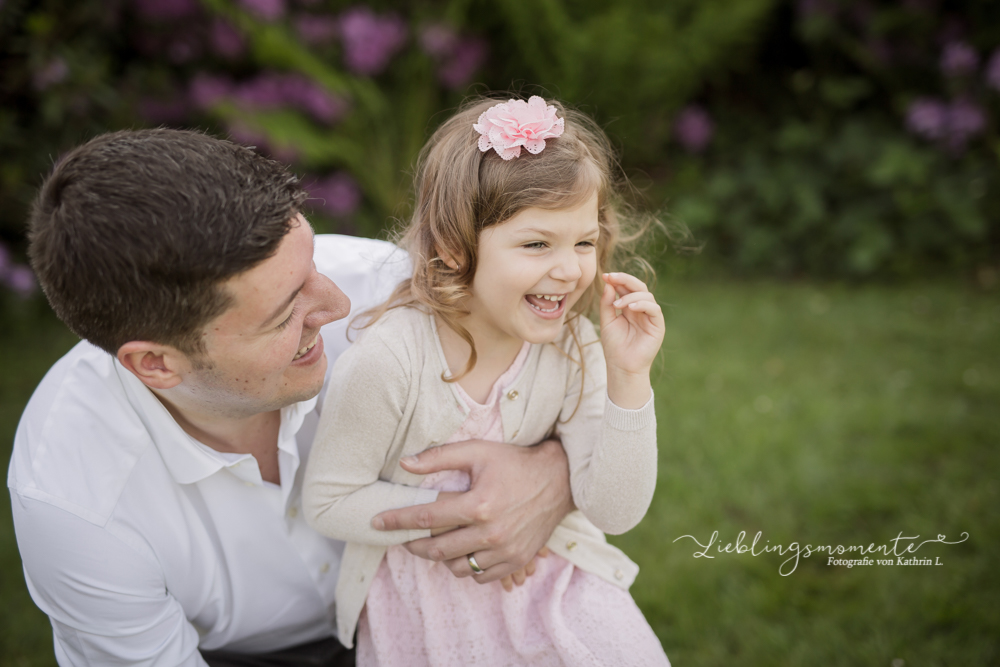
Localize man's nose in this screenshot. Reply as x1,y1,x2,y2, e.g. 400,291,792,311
303,273,351,329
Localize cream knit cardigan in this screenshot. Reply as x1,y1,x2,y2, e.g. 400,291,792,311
303,306,658,647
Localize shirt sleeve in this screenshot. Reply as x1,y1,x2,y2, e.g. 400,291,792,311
555,318,658,535
302,328,438,546
10,492,207,667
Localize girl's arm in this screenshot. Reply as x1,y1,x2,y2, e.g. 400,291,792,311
302,331,439,546
556,272,665,535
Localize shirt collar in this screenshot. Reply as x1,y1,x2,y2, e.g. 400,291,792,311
114,359,318,486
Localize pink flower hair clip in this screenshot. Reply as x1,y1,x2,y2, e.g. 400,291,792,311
473,96,565,160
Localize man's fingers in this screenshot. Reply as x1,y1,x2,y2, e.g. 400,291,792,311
524,558,536,577
501,575,513,592
511,568,527,587
373,493,469,533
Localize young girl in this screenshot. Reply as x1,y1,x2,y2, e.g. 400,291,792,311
303,95,669,666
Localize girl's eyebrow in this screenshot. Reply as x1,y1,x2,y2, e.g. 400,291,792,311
513,225,600,237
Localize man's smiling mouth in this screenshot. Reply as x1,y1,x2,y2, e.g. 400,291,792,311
293,337,318,360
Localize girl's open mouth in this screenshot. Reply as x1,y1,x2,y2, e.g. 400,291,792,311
525,294,567,318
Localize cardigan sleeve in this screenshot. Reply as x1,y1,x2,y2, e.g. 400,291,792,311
554,317,658,535
302,328,439,546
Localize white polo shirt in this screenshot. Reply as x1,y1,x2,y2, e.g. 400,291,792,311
8,235,410,666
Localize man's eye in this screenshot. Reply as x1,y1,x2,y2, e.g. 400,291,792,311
276,307,297,330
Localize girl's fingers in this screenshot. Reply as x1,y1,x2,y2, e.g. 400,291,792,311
611,291,657,310
501,575,513,592
598,281,618,331
603,272,648,296
512,568,527,587
524,558,536,577
625,299,665,326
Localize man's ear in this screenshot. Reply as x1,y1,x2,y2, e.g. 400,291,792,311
117,341,188,390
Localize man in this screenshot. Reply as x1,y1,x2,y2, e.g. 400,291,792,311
8,129,573,666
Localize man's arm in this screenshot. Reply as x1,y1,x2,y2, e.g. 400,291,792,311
11,493,207,667
370,437,574,583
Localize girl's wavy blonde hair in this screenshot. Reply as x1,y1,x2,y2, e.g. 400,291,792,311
359,95,651,379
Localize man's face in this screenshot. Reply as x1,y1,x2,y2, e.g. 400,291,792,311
179,215,350,418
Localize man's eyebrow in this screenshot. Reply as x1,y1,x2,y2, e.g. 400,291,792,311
262,282,305,328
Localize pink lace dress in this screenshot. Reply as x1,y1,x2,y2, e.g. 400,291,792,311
356,343,669,667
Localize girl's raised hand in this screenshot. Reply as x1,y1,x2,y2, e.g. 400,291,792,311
598,272,665,409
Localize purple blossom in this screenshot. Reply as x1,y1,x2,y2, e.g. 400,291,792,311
985,49,1000,91
946,98,986,152
419,24,458,58
305,172,361,217
227,123,299,163
190,73,234,109
4,265,38,297
940,42,979,77
138,97,192,124
234,72,348,124
906,97,986,153
33,57,69,91
239,0,285,22
295,15,340,45
133,0,199,21
674,106,714,153
906,98,949,140
339,7,407,75
210,19,246,59
437,38,488,89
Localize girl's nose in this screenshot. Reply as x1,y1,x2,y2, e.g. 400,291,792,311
549,248,583,283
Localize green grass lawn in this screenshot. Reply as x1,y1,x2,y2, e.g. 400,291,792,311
2,281,998,665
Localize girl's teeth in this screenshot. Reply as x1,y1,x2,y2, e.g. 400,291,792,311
533,294,564,301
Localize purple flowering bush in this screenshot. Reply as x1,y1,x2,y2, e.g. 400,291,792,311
664,0,1000,277
0,0,995,285
0,0,498,253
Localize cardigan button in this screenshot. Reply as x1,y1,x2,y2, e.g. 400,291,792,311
614,569,624,580
507,389,519,401
566,541,577,551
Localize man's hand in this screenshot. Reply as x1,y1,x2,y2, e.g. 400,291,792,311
371,438,573,583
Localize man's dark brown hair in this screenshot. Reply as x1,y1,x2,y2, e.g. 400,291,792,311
28,128,307,356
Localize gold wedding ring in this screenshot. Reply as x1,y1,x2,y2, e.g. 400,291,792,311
467,554,485,574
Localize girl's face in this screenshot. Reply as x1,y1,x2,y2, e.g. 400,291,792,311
464,192,600,347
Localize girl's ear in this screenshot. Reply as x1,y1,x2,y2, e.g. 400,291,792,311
435,244,462,271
